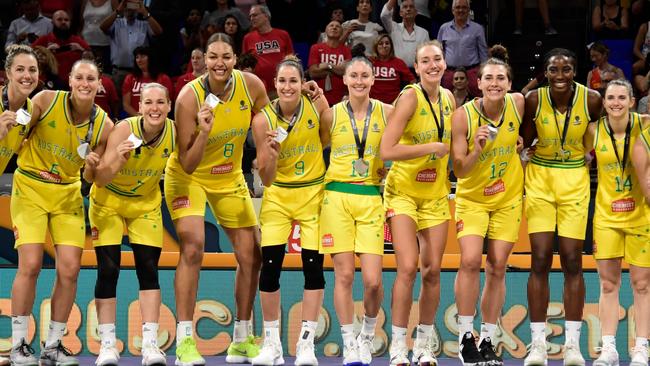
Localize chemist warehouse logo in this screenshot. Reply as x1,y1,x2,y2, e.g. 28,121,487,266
254,40,281,55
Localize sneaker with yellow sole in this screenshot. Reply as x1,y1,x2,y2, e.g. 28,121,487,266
226,335,261,364
175,337,205,366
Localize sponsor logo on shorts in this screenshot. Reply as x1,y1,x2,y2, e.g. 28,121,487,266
172,196,191,210
416,168,437,183
211,163,233,174
91,227,99,240
611,198,635,212
12,226,18,240
456,220,464,232
322,233,334,247
386,208,395,218
39,171,62,183
483,179,505,196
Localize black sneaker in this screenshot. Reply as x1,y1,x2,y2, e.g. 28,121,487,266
479,338,503,366
459,332,486,366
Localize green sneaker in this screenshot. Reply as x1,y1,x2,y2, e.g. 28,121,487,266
226,335,261,363
175,337,205,366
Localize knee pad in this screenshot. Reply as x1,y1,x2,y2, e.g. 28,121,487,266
301,249,325,290
132,244,161,291
259,245,285,292
94,246,121,299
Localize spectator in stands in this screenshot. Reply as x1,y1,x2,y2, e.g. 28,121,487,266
380,0,429,69
587,42,625,96
100,0,163,99
451,66,471,107
82,49,119,119
236,51,257,72
175,48,206,100
32,45,66,93
308,20,351,105
4,0,52,49
121,46,173,117
203,0,249,33
80,0,114,74
341,0,383,56
38,0,73,18
437,0,487,96
592,0,629,40
32,9,90,82
222,14,244,56
180,9,203,64
242,5,293,96
369,34,415,104
318,4,345,43
513,0,558,35
234,0,264,18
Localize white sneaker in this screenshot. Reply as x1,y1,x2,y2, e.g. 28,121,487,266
295,340,318,366
630,345,649,366
524,340,547,366
9,339,38,366
356,333,373,366
142,345,167,366
96,346,120,366
412,336,436,366
388,340,410,366
251,339,284,366
342,338,362,366
563,341,585,366
593,343,619,366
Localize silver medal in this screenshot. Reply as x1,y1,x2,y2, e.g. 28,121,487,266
487,125,499,141
353,159,369,175
77,142,90,159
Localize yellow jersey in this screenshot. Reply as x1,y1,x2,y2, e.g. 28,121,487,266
102,116,175,197
325,99,386,186
384,84,453,199
0,86,33,173
260,95,325,188
166,69,253,193
456,94,523,207
17,91,108,184
594,112,648,227
532,82,591,169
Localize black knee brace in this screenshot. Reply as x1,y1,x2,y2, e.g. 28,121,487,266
259,244,285,292
95,245,121,299
301,248,325,290
132,244,162,291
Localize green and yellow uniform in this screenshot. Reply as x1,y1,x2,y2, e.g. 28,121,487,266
0,86,33,173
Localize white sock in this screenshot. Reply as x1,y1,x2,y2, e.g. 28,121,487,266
565,321,582,345
234,319,251,343
361,315,377,337
530,322,546,343
416,323,434,342
12,315,29,348
479,322,497,344
298,320,317,344
263,320,280,343
391,325,407,344
176,321,193,345
98,323,116,348
635,337,648,348
142,322,158,348
457,315,474,344
341,324,355,345
45,321,66,348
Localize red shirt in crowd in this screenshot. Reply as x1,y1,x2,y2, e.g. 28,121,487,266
39,0,74,16
32,34,90,82
370,57,415,104
95,75,118,118
122,73,174,113
174,72,199,100
307,42,351,105
242,28,294,92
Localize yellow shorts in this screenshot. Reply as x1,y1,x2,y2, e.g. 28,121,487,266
89,186,163,247
164,170,257,228
384,187,450,231
319,186,384,255
11,172,85,248
525,163,590,239
455,197,523,242
593,223,650,267
260,184,323,250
